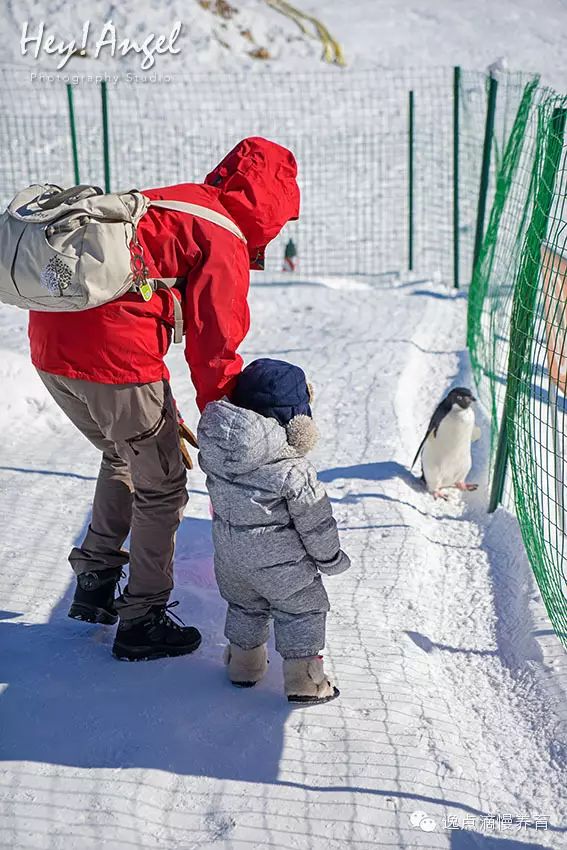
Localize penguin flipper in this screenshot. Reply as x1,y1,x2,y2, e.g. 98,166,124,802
411,432,431,470
411,400,450,470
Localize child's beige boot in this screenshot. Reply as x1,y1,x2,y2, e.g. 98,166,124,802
224,643,268,688
283,656,339,704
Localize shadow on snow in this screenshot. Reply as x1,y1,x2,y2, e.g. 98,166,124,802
0,514,291,783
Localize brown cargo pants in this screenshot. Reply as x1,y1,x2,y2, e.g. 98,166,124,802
37,370,188,620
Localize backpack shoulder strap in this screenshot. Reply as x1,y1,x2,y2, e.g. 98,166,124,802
152,278,184,344
145,198,246,345
148,199,246,244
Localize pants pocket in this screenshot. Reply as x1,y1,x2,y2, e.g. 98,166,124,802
121,408,184,489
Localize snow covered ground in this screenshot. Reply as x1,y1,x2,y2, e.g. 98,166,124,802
2,1,567,847
1,276,566,849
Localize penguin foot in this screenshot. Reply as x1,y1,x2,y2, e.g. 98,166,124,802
455,482,478,491
432,490,449,500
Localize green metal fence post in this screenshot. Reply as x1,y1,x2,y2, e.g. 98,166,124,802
100,81,111,193
488,416,508,513
453,66,461,289
472,74,499,277
66,84,80,185
408,90,415,271
488,106,567,512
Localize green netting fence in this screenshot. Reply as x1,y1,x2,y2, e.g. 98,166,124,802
468,81,567,647
0,63,566,645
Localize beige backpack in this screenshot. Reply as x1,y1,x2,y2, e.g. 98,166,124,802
0,184,246,343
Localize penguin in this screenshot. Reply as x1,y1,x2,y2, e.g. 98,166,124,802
412,387,481,500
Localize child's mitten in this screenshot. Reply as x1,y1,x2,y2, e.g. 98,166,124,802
317,549,351,575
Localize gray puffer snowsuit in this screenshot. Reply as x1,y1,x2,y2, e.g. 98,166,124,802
198,400,350,659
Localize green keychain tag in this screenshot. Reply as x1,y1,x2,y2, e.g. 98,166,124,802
139,282,154,302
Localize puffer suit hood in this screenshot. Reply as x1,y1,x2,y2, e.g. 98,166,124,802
29,137,301,410
198,400,351,577
198,398,295,478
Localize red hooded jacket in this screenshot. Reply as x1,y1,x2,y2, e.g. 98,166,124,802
28,137,300,411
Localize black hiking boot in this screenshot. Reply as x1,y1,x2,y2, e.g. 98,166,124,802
68,567,123,625
112,602,202,661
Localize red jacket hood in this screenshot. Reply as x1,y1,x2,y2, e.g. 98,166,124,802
205,136,300,270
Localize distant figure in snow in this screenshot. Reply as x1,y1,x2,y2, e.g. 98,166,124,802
282,237,297,271
198,358,350,705
412,387,481,500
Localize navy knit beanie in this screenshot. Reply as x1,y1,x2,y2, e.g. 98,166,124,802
232,358,312,426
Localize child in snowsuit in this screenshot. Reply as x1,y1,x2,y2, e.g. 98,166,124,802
198,358,350,704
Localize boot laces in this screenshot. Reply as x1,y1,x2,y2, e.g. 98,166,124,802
161,600,186,630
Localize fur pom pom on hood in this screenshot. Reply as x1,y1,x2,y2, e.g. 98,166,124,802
285,414,319,455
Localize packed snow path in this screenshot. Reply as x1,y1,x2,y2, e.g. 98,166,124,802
0,277,566,849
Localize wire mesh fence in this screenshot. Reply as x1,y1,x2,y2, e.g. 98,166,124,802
468,84,567,646
0,62,566,645
0,63,512,280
